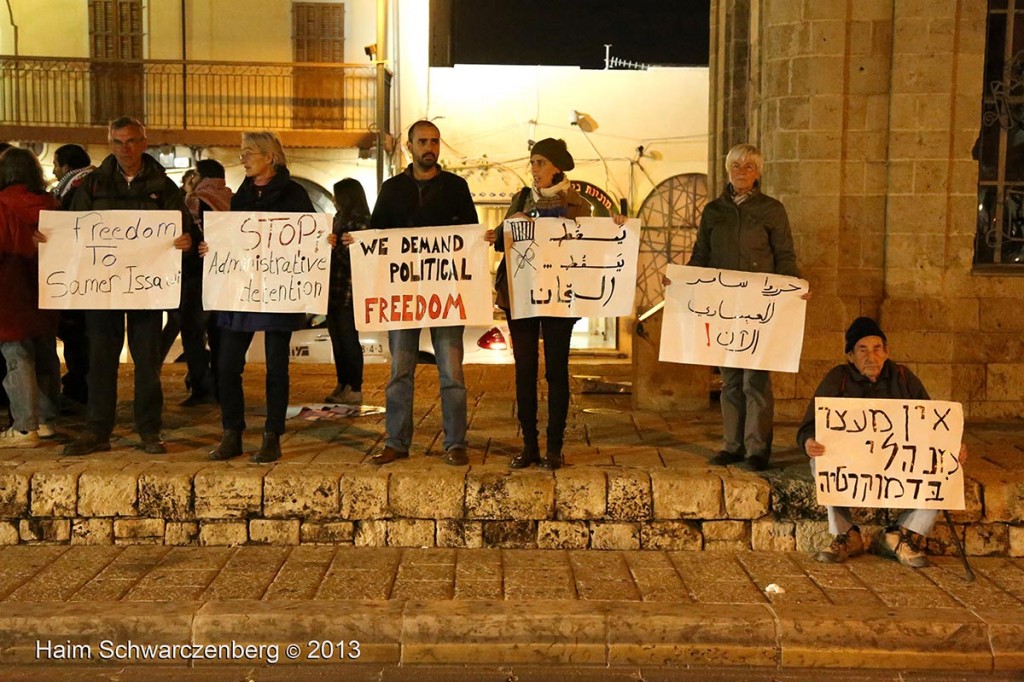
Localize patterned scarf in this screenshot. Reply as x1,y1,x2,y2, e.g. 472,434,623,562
530,176,573,214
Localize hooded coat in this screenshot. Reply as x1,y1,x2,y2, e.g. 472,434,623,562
0,185,59,341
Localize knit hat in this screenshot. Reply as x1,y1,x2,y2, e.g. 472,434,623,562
845,316,887,353
530,138,574,172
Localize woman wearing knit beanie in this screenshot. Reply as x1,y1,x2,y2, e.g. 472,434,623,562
485,139,625,469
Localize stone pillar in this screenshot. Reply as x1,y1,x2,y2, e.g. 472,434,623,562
709,0,753,195
631,312,710,412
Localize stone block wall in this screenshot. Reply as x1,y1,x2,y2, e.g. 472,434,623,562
710,0,1024,419
0,462,1019,556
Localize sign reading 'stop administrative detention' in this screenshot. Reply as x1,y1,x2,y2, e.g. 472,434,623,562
202,211,332,315
37,210,183,310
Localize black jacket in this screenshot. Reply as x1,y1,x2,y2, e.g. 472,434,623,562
370,165,478,229
215,168,316,333
69,153,196,302
796,359,929,451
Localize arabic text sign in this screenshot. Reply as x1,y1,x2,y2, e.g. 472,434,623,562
37,210,183,310
504,217,640,319
659,264,808,372
202,212,331,314
814,397,965,510
349,224,492,331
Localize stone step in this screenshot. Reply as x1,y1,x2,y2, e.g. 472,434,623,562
1,364,1021,556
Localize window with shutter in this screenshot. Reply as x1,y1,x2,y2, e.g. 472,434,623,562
87,0,144,125
293,2,346,129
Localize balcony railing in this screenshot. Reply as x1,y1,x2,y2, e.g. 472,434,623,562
0,56,389,139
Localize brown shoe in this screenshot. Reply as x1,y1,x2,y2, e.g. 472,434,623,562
371,445,408,465
444,447,469,466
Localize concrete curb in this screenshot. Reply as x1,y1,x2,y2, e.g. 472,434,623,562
1,599,1018,671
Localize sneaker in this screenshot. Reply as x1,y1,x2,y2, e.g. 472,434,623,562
0,427,40,449
37,424,56,439
884,528,930,568
338,387,363,404
815,527,865,563
324,384,346,403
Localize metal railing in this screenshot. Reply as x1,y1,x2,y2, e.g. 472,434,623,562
0,56,387,132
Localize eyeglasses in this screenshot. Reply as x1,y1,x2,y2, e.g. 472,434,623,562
729,163,758,174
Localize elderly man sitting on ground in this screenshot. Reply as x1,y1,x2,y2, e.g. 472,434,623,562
797,316,967,568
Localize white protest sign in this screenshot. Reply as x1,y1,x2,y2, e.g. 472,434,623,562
38,210,183,310
202,212,331,315
659,264,808,372
504,216,640,319
814,397,965,510
349,224,492,331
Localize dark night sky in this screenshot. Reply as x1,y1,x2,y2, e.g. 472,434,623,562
450,0,711,69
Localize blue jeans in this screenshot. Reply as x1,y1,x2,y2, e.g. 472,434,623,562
0,337,61,432
386,326,466,452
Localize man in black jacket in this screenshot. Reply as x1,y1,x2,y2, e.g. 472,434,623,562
63,117,193,456
368,120,478,466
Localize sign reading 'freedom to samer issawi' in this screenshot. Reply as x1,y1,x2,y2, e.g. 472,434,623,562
659,264,809,373
37,210,183,310
202,212,332,315
349,224,492,332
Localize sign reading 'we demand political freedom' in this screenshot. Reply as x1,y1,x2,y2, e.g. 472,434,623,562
202,212,332,315
37,210,183,310
349,224,492,331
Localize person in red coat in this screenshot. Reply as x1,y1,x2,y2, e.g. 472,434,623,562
0,147,60,447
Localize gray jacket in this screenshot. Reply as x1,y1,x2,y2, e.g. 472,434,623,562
688,187,799,277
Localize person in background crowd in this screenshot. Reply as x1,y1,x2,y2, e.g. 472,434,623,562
0,141,11,415
203,132,314,463
0,147,61,446
485,138,626,470
60,117,194,456
367,120,479,467
324,178,369,406
170,158,231,406
50,143,95,407
798,317,968,568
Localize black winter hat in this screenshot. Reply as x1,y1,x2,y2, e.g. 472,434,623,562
530,138,574,172
845,316,887,353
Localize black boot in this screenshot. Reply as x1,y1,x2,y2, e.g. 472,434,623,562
251,431,281,463
540,434,563,470
539,449,563,470
208,430,243,460
510,442,539,469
